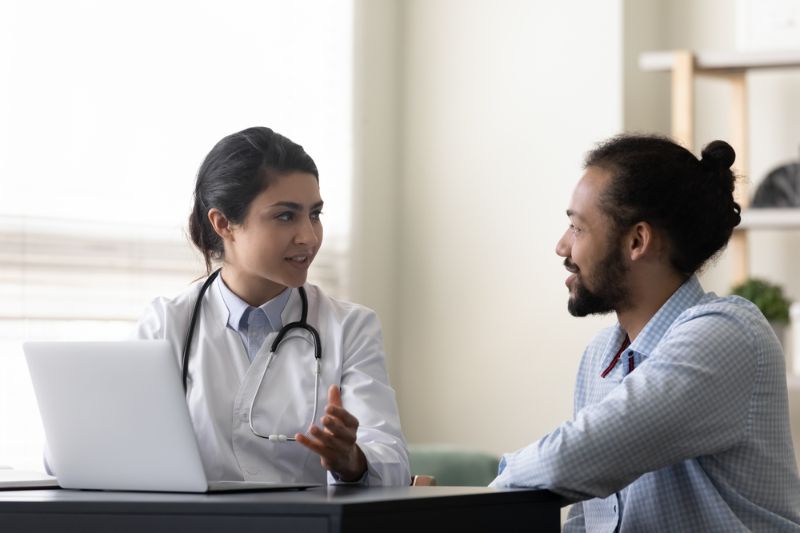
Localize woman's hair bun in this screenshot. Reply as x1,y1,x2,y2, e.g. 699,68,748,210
700,140,736,170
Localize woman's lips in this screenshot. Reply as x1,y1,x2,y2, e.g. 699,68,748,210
286,255,312,271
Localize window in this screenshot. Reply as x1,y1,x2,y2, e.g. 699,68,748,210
0,0,354,470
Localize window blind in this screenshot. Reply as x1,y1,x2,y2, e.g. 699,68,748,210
0,215,348,323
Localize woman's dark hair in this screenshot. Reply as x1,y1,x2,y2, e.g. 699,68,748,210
189,127,319,273
585,134,741,277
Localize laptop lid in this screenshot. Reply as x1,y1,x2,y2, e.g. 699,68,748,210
24,340,212,492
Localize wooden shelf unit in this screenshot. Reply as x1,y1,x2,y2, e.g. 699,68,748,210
639,49,800,285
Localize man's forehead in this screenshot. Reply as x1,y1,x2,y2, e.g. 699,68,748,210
567,167,611,221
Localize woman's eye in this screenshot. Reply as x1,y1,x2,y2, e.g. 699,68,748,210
277,212,294,222
569,223,581,234
311,210,323,222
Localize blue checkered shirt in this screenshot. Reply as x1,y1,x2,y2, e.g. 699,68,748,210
490,276,800,531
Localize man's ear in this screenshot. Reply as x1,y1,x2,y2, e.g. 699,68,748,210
627,221,655,262
208,208,234,241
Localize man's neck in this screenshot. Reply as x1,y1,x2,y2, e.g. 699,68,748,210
616,271,687,342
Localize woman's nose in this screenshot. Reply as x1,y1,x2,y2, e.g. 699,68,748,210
295,218,320,246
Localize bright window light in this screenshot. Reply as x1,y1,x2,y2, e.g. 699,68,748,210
0,0,354,470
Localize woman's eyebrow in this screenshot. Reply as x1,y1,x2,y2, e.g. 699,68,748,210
268,201,302,210
267,201,324,210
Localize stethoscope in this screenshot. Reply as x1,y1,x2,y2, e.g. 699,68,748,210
181,268,322,443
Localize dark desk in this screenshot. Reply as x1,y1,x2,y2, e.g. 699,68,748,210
0,485,561,532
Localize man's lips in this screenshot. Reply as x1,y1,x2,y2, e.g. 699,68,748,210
563,259,579,274
564,260,579,288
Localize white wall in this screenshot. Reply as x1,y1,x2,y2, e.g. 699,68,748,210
350,0,403,368
623,0,669,134
354,0,623,456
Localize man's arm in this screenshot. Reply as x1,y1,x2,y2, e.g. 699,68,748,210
491,309,758,500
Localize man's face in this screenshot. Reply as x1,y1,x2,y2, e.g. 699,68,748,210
555,166,630,317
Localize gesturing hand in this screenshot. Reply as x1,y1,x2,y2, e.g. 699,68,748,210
295,384,367,481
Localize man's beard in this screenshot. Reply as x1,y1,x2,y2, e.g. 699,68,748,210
567,244,630,317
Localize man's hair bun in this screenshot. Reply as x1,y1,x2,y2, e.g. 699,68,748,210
700,140,736,170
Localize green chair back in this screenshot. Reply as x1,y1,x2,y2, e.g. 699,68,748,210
409,444,499,487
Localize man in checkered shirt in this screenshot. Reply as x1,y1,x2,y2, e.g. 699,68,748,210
490,135,800,532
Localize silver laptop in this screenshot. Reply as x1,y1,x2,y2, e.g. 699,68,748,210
23,340,317,493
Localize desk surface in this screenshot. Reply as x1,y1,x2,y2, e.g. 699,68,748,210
0,485,562,533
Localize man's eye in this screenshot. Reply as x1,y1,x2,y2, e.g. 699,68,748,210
569,224,581,234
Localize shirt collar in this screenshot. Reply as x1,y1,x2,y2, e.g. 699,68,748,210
261,288,291,331
598,275,706,380
217,277,291,333
628,274,706,357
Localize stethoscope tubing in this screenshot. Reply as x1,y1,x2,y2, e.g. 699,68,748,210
248,352,321,442
181,268,322,442
181,269,221,391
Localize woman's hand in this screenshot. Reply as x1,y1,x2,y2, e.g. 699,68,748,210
296,385,368,481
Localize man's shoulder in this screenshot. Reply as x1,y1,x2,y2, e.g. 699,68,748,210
675,292,768,334
657,292,778,364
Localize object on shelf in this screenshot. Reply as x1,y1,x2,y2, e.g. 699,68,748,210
752,158,800,207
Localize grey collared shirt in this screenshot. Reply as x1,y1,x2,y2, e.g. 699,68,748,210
217,278,291,362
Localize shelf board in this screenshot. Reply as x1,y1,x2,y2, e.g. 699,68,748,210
737,208,800,230
639,50,800,73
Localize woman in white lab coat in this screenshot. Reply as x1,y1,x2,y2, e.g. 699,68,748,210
136,127,409,486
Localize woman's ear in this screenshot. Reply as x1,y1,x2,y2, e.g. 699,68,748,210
208,208,234,241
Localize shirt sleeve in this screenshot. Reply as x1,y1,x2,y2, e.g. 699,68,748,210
336,308,411,487
488,455,509,487
490,307,760,500
327,468,369,486
562,502,586,532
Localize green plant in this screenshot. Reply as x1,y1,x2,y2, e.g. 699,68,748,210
731,278,791,324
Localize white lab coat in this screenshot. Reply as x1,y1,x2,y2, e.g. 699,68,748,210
135,276,409,486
